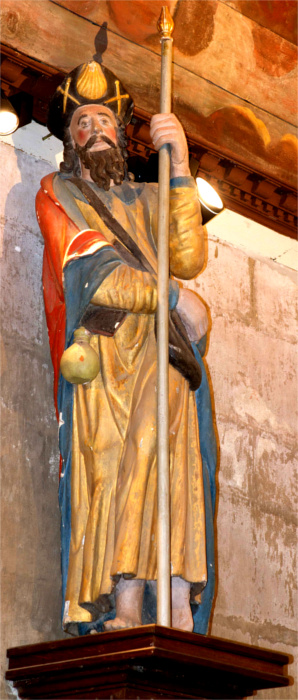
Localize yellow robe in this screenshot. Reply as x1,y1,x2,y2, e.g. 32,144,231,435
61,179,207,626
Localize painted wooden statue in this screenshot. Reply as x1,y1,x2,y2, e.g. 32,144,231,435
36,59,217,636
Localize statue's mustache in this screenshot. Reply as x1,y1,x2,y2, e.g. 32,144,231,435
84,133,116,151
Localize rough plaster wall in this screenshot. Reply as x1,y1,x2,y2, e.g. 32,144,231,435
188,237,297,698
0,141,66,699
0,139,297,698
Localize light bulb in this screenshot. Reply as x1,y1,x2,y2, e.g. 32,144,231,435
0,107,19,136
196,177,223,211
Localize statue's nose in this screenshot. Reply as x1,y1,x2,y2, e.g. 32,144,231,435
92,118,102,135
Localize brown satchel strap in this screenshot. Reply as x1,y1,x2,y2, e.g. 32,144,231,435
70,177,156,276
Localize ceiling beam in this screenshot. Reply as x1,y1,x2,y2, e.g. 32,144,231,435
1,0,297,190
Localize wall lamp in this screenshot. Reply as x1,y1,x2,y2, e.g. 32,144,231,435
0,90,19,135
196,176,224,224
127,153,224,225
0,90,33,136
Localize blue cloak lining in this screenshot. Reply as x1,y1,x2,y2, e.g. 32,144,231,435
58,246,217,636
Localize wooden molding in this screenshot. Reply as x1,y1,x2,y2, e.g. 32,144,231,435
128,109,298,240
6,624,291,699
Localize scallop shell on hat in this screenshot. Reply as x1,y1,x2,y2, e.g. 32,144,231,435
76,61,108,100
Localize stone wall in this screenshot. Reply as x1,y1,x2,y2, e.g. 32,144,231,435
1,135,297,698
186,231,297,698
0,141,66,699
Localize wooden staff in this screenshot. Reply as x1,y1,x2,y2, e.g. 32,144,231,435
156,6,174,628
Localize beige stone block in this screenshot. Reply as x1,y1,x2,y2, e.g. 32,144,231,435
253,258,297,344
251,434,297,519
206,209,298,272
0,142,53,232
1,330,61,693
250,509,297,631
214,485,297,629
1,570,65,700
1,222,45,344
0,144,53,344
1,371,62,698
1,402,60,577
188,239,252,321
1,338,56,436
210,615,253,645
214,488,257,622
217,420,253,496
276,246,298,271
207,317,297,439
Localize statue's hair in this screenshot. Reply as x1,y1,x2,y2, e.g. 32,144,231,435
59,115,128,177
59,128,81,176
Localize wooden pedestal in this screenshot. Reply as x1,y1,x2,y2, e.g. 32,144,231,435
6,624,291,699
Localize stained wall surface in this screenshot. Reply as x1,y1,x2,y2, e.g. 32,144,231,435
0,129,297,698
0,138,66,700
187,233,297,698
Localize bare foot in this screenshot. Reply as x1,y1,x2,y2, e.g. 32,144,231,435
104,616,141,631
172,606,193,632
103,577,145,632
171,577,194,632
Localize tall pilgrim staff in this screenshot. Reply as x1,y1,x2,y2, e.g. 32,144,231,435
156,6,174,628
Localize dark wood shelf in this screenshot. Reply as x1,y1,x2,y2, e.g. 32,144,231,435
6,624,291,699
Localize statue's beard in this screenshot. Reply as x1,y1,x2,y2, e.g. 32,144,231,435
75,135,125,191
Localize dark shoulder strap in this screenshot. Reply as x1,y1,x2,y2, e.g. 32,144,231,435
70,177,155,276
70,178,202,390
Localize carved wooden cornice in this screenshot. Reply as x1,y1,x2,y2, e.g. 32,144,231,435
190,149,297,240
1,44,297,240
128,109,297,240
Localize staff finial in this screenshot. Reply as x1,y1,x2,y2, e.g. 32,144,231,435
157,6,174,39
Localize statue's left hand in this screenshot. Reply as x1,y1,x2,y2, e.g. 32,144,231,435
150,113,190,178
176,288,208,342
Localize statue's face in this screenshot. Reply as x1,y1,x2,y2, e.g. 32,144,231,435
70,104,117,152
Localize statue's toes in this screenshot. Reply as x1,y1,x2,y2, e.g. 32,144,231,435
104,617,130,631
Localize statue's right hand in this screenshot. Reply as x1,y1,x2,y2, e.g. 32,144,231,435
150,113,190,178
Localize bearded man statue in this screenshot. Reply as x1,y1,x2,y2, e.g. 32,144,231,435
36,59,217,636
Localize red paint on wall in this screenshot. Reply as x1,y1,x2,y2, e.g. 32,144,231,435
234,0,297,45
252,25,297,77
106,0,216,55
58,1,97,17
173,0,216,56
107,0,177,45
